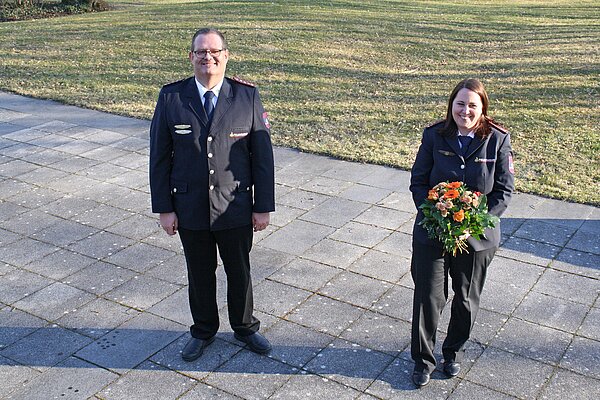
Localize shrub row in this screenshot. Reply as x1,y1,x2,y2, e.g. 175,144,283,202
0,0,110,22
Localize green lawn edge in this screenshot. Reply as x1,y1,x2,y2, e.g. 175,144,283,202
1,0,599,205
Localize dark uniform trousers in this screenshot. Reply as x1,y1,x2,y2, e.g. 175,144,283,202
179,225,259,339
411,242,496,373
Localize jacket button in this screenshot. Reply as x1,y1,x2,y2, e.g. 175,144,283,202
208,153,213,158
209,185,214,190
173,187,177,193
209,170,215,175
460,165,465,170
207,136,213,142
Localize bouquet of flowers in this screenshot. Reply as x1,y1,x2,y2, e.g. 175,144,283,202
418,181,499,256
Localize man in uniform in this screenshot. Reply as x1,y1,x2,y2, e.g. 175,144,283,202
149,28,274,361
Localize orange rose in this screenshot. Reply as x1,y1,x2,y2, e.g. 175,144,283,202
428,189,439,200
447,182,462,189
453,209,465,222
443,189,459,199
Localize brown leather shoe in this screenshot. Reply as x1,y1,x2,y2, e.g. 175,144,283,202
181,336,215,362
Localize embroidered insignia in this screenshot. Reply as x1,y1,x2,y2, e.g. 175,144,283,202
174,124,191,129
438,150,455,156
262,112,271,129
508,153,515,174
230,76,256,87
489,121,510,135
230,132,249,138
175,129,192,135
474,158,496,163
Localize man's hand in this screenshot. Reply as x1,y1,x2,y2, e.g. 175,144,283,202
252,212,270,232
159,212,178,236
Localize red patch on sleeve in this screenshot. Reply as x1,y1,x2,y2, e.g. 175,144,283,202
262,112,271,129
508,153,515,174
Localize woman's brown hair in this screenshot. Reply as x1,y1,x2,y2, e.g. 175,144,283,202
438,78,495,138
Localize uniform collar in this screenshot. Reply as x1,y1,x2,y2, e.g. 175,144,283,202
195,78,224,101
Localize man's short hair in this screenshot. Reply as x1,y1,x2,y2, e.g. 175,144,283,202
190,28,228,52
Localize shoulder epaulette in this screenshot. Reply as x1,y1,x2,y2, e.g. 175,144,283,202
426,119,445,129
489,121,510,135
228,76,256,87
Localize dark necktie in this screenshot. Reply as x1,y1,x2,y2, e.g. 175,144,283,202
204,91,215,122
458,135,472,156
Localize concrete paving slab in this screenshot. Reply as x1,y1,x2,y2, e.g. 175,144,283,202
319,271,392,309
364,355,457,399
98,360,194,400
489,317,572,364
253,279,312,318
301,197,370,228
265,318,334,368
104,274,179,310
272,373,362,399
578,306,600,342
0,307,46,349
513,291,589,333
560,336,600,379
75,313,184,371
205,350,297,399
4,356,118,399
179,382,241,399
0,92,598,399
348,248,411,284
268,257,340,292
302,238,368,268
371,285,414,322
287,295,365,336
465,346,554,399
0,354,41,399
56,297,140,339
539,368,600,400
533,268,599,306
0,267,55,304
65,260,137,295
479,279,529,315
0,326,93,372
340,310,411,356
330,220,394,248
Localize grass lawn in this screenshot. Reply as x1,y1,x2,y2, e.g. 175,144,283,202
1,0,598,204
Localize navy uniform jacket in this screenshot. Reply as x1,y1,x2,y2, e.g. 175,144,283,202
149,76,275,231
410,121,514,251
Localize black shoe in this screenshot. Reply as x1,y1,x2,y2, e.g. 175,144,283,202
412,371,431,387
234,332,272,354
181,336,215,362
443,361,461,377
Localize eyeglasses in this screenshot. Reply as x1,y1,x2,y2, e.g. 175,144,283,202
193,49,225,57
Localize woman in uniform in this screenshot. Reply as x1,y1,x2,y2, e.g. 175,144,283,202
409,78,514,387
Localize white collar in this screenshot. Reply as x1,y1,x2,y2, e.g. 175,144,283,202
195,78,224,103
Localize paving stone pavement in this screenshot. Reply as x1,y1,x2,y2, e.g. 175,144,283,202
0,91,599,399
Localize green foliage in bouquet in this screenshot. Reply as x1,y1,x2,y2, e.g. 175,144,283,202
419,181,499,256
